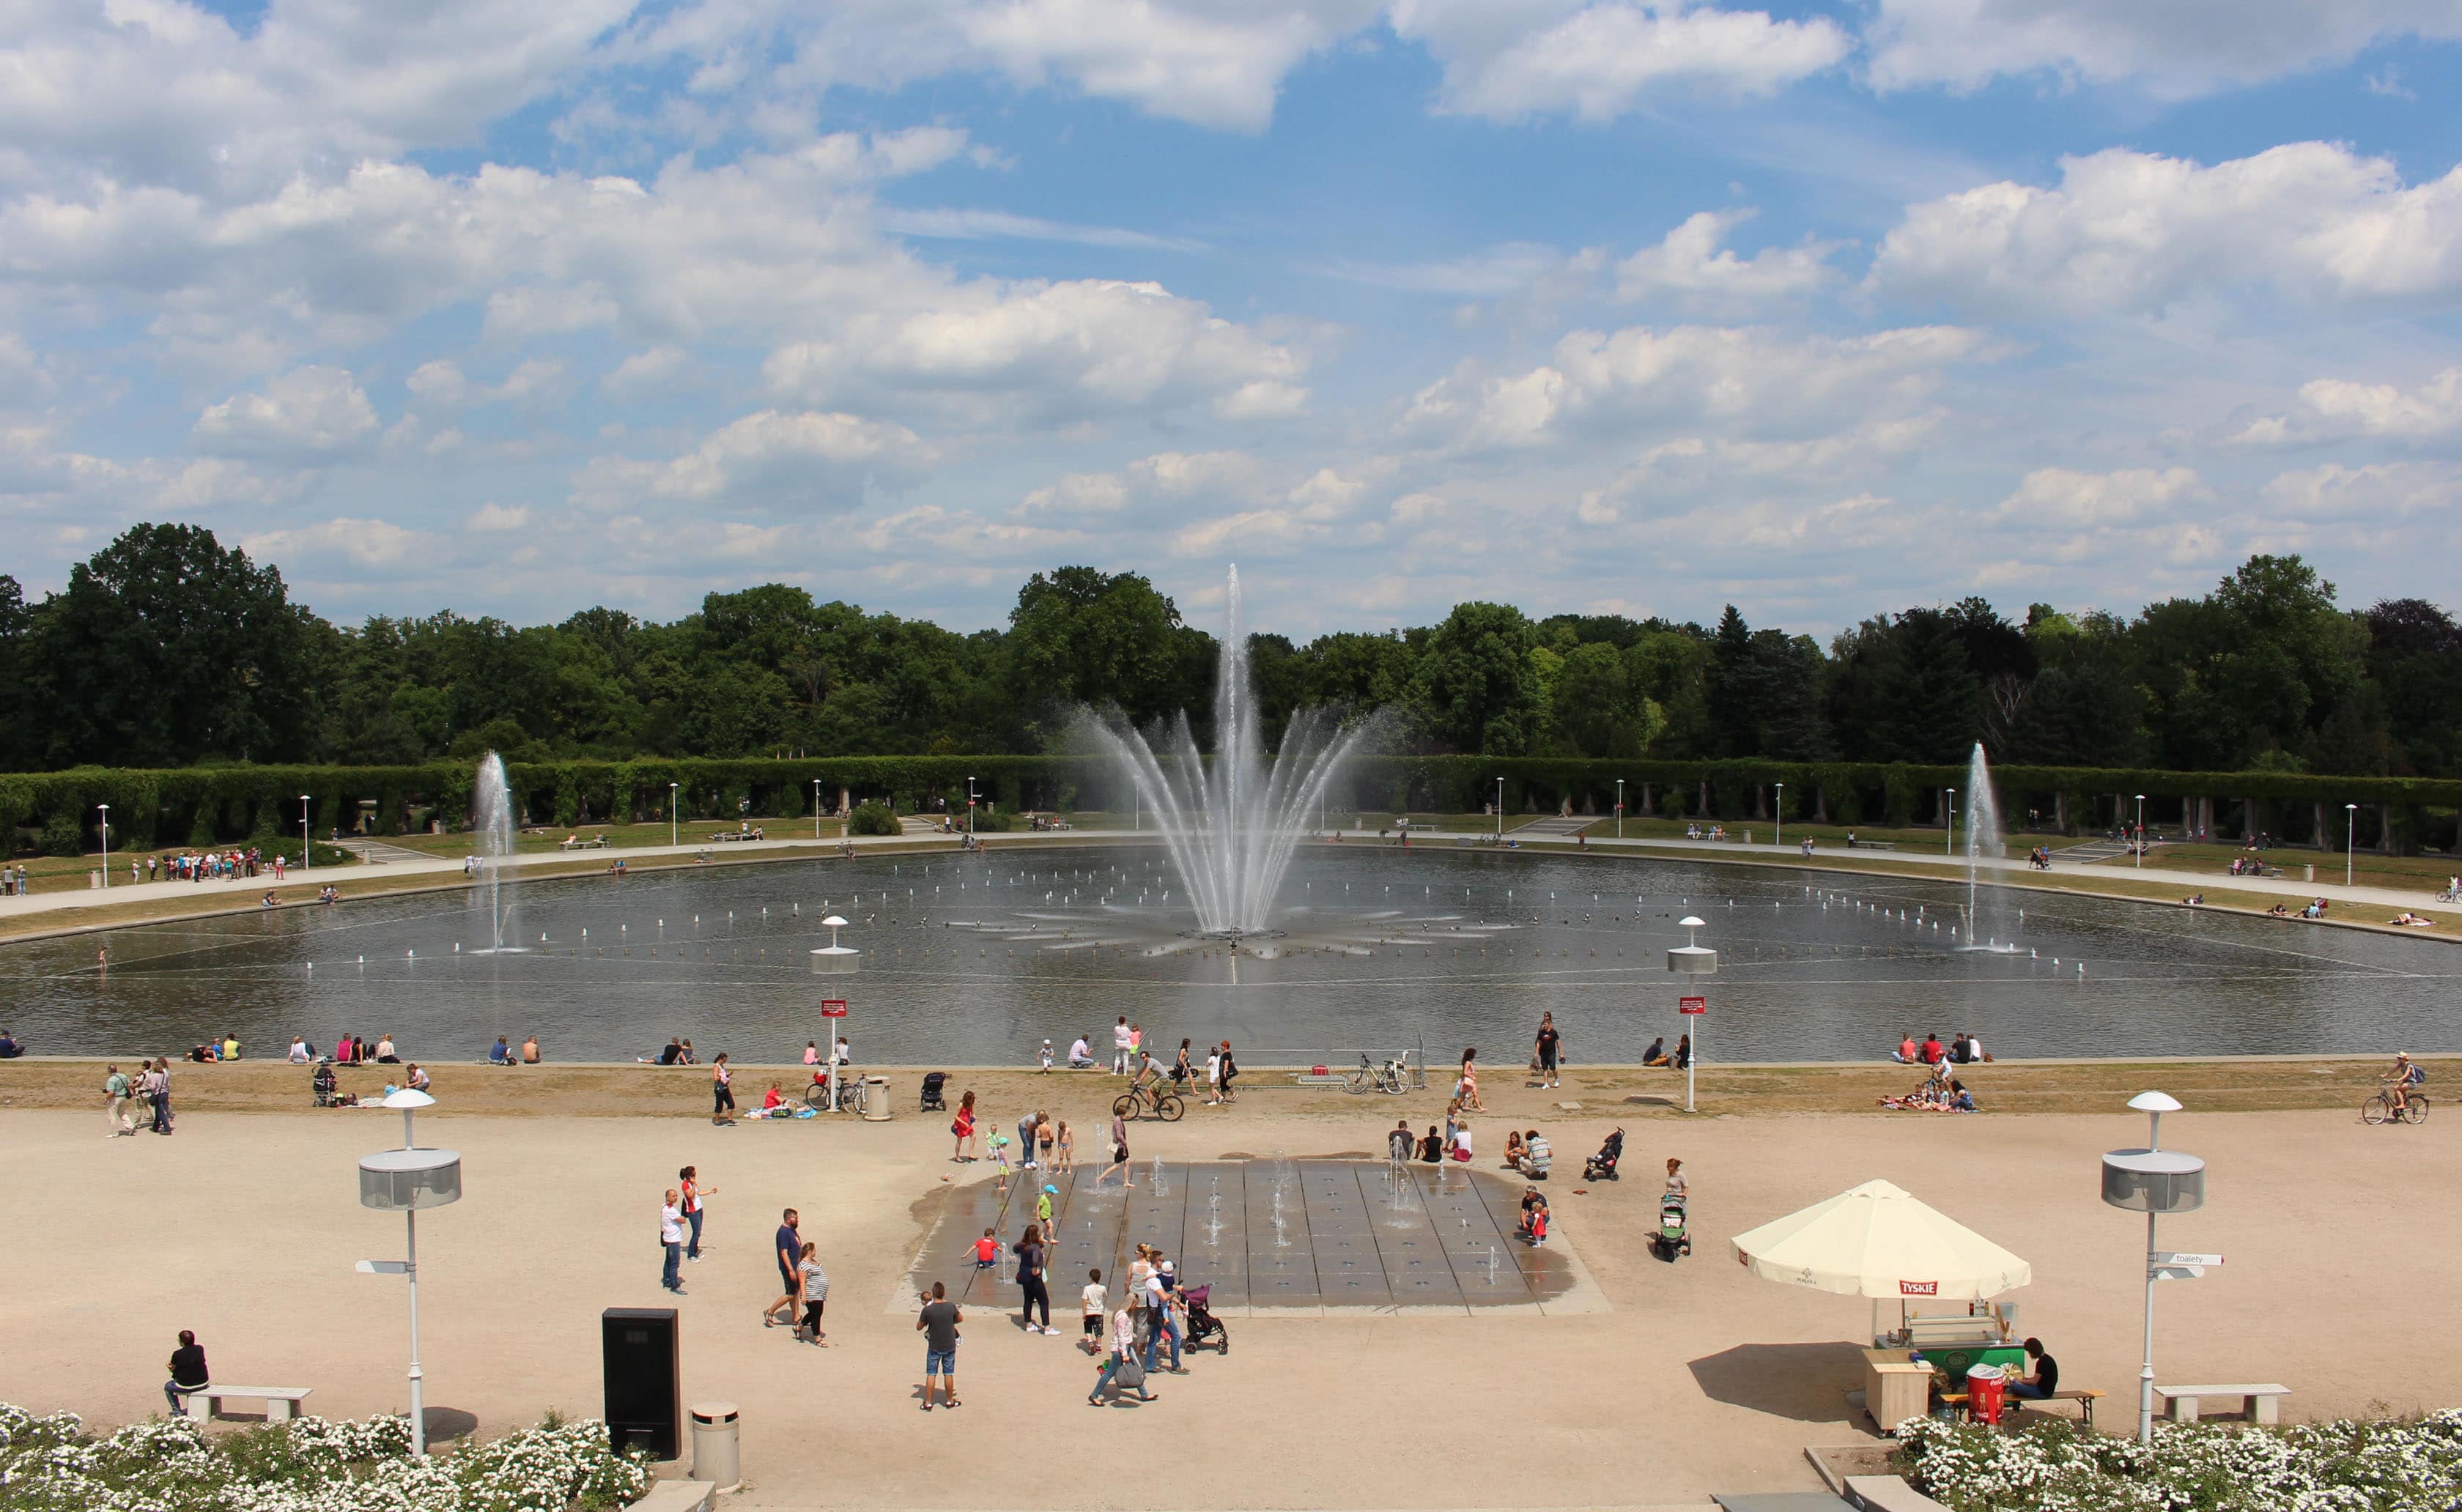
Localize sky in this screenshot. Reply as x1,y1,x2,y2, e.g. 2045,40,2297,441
3,0,2460,640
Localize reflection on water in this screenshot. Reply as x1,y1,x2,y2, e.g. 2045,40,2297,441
4,846,2453,1064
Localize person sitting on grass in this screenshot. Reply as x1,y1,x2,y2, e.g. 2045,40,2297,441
1891,1033,1918,1064
1642,1037,1669,1067
1948,1079,1978,1113
488,1036,514,1065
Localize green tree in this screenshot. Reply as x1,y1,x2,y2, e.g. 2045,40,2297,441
1411,602,1542,755
1005,567,1203,746
29,524,319,766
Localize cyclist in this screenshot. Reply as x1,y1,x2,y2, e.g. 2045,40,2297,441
2382,1053,2425,1119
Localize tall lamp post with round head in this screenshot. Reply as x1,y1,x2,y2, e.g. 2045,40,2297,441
668,782,679,848
1944,787,1956,855
97,804,109,890
1616,778,1625,840
358,1088,459,1455
813,778,822,840
2134,794,2146,867
301,795,313,872
2345,803,2359,886
1773,782,1784,848
1667,916,1717,1113
2102,1091,2205,1444
1493,778,1504,841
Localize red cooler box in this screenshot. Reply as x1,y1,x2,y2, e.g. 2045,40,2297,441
1964,1363,2006,1425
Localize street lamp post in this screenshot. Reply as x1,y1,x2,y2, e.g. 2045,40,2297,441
2101,1091,2206,1445
1494,778,1504,842
966,776,977,840
2134,794,2146,868
668,783,679,848
1616,779,1625,840
1945,788,1956,855
2345,803,2359,887
813,779,822,840
1774,782,1784,849
1667,917,1717,1113
357,1089,459,1456
301,796,313,872
97,804,110,890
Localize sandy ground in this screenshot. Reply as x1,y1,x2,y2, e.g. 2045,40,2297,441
5,1089,2455,1511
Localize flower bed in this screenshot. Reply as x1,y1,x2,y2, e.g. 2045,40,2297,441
1894,1409,2462,1511
0,1403,654,1512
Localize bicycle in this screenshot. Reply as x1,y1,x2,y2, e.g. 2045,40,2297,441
805,1074,869,1115
1112,1083,1185,1122
1343,1053,1412,1096
2362,1088,2430,1125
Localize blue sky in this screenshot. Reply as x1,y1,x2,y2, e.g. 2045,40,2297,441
4,0,2459,637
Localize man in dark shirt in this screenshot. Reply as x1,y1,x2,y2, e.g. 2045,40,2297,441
916,1281,962,1409
165,1330,209,1413
2008,1336,2059,1399
765,1210,802,1328
1534,1013,1562,1089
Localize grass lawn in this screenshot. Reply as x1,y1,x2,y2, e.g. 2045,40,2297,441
2072,839,2461,893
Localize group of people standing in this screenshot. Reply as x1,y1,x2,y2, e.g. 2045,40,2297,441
100,1059,177,1135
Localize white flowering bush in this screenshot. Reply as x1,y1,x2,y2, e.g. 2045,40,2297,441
1895,1407,2462,1512
0,1402,654,1512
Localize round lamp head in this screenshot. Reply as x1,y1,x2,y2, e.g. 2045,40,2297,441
821,915,849,929
358,1147,462,1210
2127,1091,2182,1113
1678,916,1707,929
380,1088,437,1111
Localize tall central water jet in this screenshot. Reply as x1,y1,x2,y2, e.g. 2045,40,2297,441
471,752,522,953
1962,741,2014,951
1085,566,1373,939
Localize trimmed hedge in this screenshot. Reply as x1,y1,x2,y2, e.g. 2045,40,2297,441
5,755,2458,855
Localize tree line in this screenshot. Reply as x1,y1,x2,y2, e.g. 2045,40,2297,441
2,523,2457,783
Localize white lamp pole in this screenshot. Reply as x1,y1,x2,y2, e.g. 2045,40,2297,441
1774,782,1784,848
357,1089,456,1457
301,796,313,872
2134,794,2145,868
1494,777,1504,841
1945,787,1956,855
2345,803,2359,887
813,779,822,840
1616,778,1625,840
97,804,110,889
1667,918,1716,1113
2102,1091,2205,1445
966,776,977,839
669,782,679,848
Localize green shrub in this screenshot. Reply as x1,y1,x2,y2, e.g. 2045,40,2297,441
848,801,900,837
39,809,81,856
970,807,1013,832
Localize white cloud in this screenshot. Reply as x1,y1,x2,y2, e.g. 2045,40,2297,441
1871,143,2462,317
763,278,1308,426
1863,0,2462,98
1616,209,1838,303
468,502,532,532
191,366,378,459
239,516,418,568
602,346,695,398
2234,368,2462,445
1995,466,2206,525
1389,1,1852,122
1403,324,1984,451
483,282,618,340
572,409,931,515
404,360,470,410
2261,461,2459,520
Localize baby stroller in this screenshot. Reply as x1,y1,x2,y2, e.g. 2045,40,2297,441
1182,1284,1230,1354
1652,1193,1691,1261
311,1061,339,1108
1583,1127,1624,1182
920,1072,948,1112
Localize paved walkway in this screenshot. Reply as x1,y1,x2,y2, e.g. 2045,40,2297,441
2,823,2448,932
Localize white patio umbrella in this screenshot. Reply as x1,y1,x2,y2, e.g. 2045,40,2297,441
1731,1179,2030,1330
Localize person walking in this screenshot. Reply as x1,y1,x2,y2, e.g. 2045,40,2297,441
163,1330,210,1415
679,1166,714,1262
103,1064,135,1137
952,1090,978,1161
764,1209,802,1327
794,1241,829,1344
144,1057,173,1135
1534,1013,1562,1089
917,1281,961,1410
1095,1109,1132,1188
1015,1223,1053,1334
659,1190,686,1294
709,1054,736,1126
1218,1040,1239,1103
1087,1301,1153,1405
1205,1044,1222,1104
1457,1048,1485,1111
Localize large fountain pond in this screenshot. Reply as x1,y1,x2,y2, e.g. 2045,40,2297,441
3,845,2452,1063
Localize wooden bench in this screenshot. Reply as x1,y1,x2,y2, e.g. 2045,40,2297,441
1850,840,1898,851
558,835,610,850
180,1385,314,1422
2027,1387,2104,1428
2155,1383,2290,1425
707,830,760,844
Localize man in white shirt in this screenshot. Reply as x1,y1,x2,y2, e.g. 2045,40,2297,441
1068,1036,1093,1069
660,1192,686,1294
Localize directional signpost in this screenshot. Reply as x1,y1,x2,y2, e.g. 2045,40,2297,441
2151,1252,2223,1282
